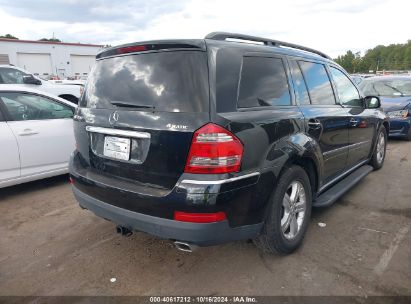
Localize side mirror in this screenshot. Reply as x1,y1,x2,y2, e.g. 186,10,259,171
23,75,42,85
364,96,381,109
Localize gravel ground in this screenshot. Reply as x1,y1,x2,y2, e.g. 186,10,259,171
0,140,410,296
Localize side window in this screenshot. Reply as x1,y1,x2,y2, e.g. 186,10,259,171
0,93,74,121
289,61,310,105
330,67,361,107
298,61,336,105
238,57,291,108
0,68,26,84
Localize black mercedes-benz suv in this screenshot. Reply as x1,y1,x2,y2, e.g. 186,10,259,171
70,32,389,254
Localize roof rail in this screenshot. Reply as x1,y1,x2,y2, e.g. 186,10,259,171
205,32,331,59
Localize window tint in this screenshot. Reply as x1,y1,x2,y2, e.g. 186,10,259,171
238,57,291,108
290,61,310,105
0,68,27,84
298,61,336,105
84,51,209,113
0,93,73,121
330,67,361,106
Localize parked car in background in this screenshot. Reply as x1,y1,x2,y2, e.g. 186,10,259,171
0,85,76,188
49,79,86,86
0,65,82,104
70,32,388,254
359,76,411,140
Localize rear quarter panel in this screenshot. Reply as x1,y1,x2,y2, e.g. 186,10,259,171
212,108,322,224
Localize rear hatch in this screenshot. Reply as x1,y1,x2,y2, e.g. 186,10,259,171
76,42,210,193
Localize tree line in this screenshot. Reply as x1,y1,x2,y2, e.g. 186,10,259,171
0,33,61,42
2,33,410,71
0,33,108,46
335,40,411,73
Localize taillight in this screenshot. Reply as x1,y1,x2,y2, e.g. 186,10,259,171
174,211,227,223
184,123,243,174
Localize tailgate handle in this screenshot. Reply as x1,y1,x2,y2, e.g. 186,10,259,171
85,126,151,139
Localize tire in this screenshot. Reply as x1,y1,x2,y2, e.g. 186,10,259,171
254,165,312,255
370,127,387,170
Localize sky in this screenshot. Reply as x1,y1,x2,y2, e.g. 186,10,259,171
0,0,410,58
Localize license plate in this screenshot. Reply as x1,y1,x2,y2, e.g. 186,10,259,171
103,136,131,161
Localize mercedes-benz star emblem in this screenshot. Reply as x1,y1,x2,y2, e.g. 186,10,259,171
109,111,119,125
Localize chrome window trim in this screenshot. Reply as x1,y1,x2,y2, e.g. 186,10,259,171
85,126,151,139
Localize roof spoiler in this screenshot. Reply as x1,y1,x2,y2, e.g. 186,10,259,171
205,32,331,59
96,40,206,59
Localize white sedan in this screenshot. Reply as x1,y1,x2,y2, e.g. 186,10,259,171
0,65,83,103
0,85,76,188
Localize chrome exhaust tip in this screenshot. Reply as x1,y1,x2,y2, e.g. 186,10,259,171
174,241,198,252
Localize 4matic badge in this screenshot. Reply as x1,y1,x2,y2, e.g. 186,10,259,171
166,123,188,130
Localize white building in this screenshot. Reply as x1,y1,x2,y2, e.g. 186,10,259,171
0,38,104,79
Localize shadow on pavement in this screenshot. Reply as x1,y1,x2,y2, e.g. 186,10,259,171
0,174,69,201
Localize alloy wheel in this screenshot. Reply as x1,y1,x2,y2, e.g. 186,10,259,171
281,181,307,240
376,131,385,164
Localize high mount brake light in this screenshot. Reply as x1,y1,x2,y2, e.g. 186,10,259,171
116,45,147,54
184,123,243,174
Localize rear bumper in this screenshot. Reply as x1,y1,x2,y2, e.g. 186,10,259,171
388,118,410,137
73,186,262,246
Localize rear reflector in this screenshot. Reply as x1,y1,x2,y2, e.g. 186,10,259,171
174,211,227,223
184,123,243,174
69,177,75,184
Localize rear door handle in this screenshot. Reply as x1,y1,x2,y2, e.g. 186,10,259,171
18,128,39,136
308,119,322,129
350,118,358,127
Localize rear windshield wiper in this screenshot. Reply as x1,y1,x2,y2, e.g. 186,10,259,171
110,100,155,109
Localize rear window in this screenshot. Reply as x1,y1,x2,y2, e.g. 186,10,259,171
238,57,291,108
82,51,209,112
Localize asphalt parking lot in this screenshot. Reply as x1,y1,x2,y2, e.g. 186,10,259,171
0,140,410,297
